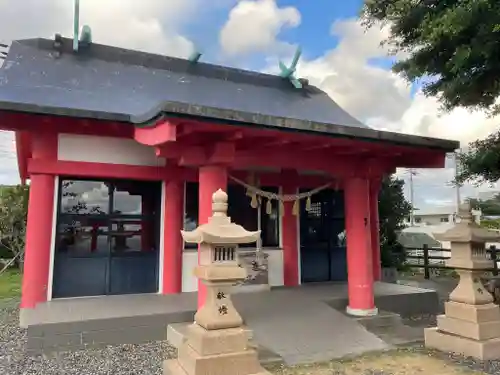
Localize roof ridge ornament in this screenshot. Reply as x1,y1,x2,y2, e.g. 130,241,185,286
278,46,303,89
188,50,202,64
73,0,92,52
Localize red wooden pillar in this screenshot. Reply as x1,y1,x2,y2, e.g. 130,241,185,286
370,178,382,281
198,165,227,307
344,176,377,316
162,179,184,294
20,132,57,309
281,169,299,286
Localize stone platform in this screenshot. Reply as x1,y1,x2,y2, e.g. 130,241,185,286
21,282,439,356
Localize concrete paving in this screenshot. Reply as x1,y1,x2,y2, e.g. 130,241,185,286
170,292,390,365
24,282,437,359
233,291,390,365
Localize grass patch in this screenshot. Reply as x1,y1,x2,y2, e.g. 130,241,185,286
266,348,484,374
0,268,21,299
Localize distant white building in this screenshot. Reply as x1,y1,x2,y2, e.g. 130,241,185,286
402,208,499,259
404,206,482,226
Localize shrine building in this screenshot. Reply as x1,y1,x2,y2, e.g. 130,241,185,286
0,37,459,321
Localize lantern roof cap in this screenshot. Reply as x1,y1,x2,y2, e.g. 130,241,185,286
434,202,500,243
181,189,261,245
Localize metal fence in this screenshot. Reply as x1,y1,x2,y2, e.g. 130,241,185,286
404,244,499,279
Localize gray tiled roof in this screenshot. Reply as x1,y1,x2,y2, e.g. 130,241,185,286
398,232,442,249
0,37,459,151
0,38,366,127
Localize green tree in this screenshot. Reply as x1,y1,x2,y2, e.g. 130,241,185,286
480,218,500,230
467,194,500,216
361,0,500,184
0,181,97,273
456,133,500,184
0,185,29,271
378,175,412,269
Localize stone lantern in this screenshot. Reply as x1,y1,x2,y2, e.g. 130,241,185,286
164,189,270,375
425,202,500,360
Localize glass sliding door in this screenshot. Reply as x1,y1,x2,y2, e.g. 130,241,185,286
52,178,161,298
299,189,347,283
108,180,161,295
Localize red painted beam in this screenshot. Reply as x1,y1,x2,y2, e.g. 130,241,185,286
382,151,446,170
233,148,360,176
0,112,134,138
160,142,389,178
228,170,337,188
15,131,31,184
178,142,236,166
27,159,187,181
0,111,450,173
134,119,178,146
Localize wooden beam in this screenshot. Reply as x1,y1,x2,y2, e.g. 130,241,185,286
28,159,187,181
15,131,31,184
178,142,236,166
134,119,178,146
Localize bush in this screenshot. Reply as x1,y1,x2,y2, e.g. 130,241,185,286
378,176,412,270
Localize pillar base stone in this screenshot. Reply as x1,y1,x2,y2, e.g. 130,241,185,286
346,306,378,317
425,327,500,361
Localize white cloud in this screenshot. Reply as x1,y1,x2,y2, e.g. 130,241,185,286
287,18,500,209
0,3,499,210
397,166,500,211
0,0,201,185
219,0,300,56
0,0,197,57
294,18,500,145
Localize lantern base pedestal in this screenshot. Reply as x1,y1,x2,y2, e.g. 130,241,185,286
425,327,500,361
164,323,270,375
425,301,500,360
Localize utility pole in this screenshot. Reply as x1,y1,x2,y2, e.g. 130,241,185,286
453,152,461,222
408,168,417,226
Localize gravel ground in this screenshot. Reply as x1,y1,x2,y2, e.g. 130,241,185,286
1,289,500,375
0,298,176,375
269,346,500,374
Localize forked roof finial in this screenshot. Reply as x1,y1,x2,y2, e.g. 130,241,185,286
73,0,92,52
278,46,303,89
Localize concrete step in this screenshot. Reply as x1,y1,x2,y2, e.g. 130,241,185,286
166,323,281,365
354,311,403,330
347,310,424,347
167,323,191,350
370,324,425,346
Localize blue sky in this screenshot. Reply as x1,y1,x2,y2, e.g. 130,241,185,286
0,0,497,207
181,0,423,96
275,0,364,59
185,0,369,69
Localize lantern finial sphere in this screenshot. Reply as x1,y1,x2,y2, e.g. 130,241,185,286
212,189,228,216
458,202,473,223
